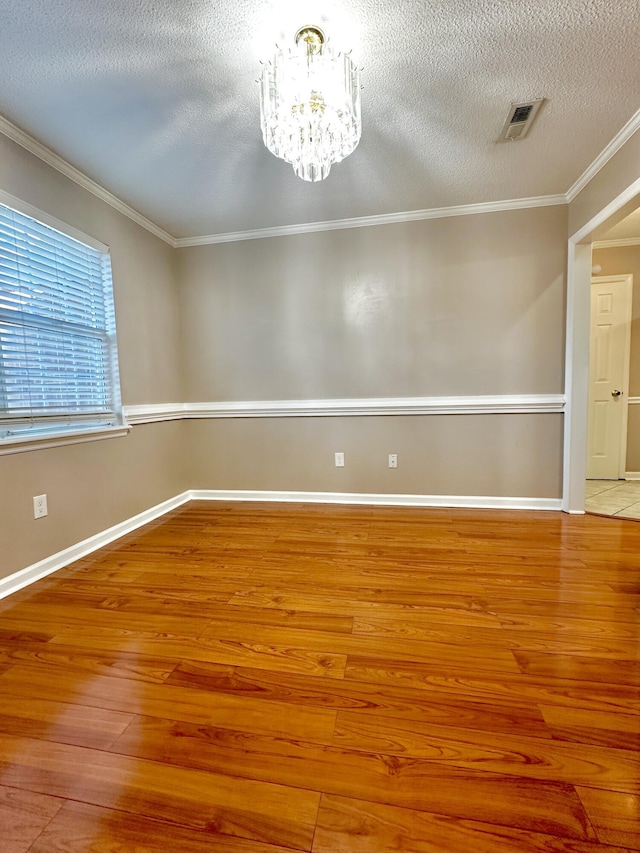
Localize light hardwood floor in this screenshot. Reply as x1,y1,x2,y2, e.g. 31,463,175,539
0,501,639,851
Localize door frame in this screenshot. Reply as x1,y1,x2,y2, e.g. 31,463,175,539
587,274,633,480
564,175,640,513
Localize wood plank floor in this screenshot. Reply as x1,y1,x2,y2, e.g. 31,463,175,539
0,501,639,851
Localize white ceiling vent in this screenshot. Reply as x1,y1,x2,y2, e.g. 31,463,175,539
498,98,545,142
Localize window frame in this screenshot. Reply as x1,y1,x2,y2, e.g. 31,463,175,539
0,190,128,455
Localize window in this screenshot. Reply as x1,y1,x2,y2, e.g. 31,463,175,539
0,198,123,448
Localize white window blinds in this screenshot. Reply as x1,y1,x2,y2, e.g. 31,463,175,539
0,202,122,441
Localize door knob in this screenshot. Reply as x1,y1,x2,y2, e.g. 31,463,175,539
611,390,623,397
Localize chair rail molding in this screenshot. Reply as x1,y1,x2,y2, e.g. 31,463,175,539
124,394,565,424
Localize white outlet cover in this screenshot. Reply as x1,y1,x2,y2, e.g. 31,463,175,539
335,452,345,467
33,494,48,518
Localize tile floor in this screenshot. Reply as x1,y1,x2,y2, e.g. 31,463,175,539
585,479,640,518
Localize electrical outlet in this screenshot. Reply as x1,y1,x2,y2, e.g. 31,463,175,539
388,454,398,468
33,494,48,519
334,452,345,467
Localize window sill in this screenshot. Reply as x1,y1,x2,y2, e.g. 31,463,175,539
0,425,131,456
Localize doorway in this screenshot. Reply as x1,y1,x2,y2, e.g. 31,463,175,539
563,175,640,514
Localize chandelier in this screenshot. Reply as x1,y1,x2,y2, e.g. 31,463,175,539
259,26,361,182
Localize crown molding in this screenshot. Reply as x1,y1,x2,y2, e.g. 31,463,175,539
5,98,638,249
124,394,565,424
0,112,571,251
0,115,176,247
174,196,568,247
566,107,640,203
592,237,640,249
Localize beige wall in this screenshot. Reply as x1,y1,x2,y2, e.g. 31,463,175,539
628,406,640,474
178,206,567,498
592,245,640,470
177,206,568,400
0,134,186,580
185,415,564,499
0,423,185,577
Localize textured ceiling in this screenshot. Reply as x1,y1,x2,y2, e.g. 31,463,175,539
0,0,639,239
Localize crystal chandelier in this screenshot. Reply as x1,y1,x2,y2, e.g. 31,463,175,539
259,26,361,182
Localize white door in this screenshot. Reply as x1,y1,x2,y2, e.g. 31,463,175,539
586,275,633,479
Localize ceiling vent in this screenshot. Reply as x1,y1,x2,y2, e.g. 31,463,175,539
498,98,545,142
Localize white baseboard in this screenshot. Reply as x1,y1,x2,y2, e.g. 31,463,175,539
0,491,191,602
1,488,562,601
190,489,563,511
625,472,640,480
